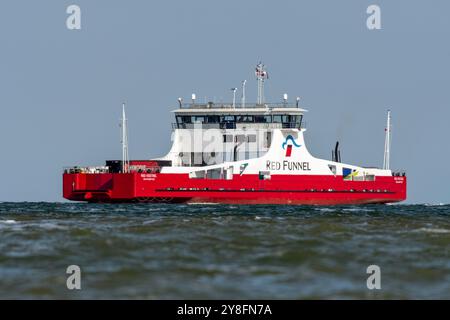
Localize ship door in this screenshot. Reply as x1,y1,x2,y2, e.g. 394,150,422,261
225,166,233,180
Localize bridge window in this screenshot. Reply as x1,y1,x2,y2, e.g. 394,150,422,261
221,115,235,122
236,115,254,123
273,115,282,123
193,116,205,123
254,115,271,123
295,115,303,127
207,115,220,123
177,115,193,124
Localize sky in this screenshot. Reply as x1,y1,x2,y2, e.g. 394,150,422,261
0,0,449,203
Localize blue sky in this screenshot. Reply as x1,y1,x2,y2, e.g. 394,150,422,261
0,0,448,203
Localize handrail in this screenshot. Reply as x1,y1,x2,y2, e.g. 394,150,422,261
63,166,109,174
172,122,305,130
179,102,302,109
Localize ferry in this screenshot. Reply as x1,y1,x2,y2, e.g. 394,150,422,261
63,63,407,205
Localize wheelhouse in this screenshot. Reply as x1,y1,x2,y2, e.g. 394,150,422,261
173,103,306,130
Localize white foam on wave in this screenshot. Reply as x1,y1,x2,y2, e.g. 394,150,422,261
424,203,447,207
316,208,335,212
142,219,159,225
342,208,375,213
0,220,17,224
187,202,218,205
417,227,450,234
30,222,67,230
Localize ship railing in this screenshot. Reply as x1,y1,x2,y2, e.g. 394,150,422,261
172,122,305,130
392,171,406,177
179,102,302,109
63,166,109,174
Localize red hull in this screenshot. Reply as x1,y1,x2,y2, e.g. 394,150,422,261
63,172,406,205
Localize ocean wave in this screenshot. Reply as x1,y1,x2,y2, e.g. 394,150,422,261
142,219,160,225
417,227,450,234
316,208,335,212
24,222,67,230
423,203,448,207
342,208,375,213
0,219,17,224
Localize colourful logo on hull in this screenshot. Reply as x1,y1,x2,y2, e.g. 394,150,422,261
282,135,301,157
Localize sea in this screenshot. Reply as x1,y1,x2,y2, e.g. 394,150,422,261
0,202,448,299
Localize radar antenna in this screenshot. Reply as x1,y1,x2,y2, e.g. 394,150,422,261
255,62,268,105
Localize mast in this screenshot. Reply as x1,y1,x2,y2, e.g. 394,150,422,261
231,87,237,109
255,62,268,105
121,103,129,173
383,110,391,170
241,80,246,108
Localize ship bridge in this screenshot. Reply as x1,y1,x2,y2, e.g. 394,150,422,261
172,102,306,130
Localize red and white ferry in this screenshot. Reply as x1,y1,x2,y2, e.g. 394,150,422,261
63,64,406,205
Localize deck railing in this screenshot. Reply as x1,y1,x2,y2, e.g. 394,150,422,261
63,166,109,174
178,102,302,109
172,122,305,130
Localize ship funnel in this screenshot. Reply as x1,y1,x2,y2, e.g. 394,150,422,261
332,141,341,163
